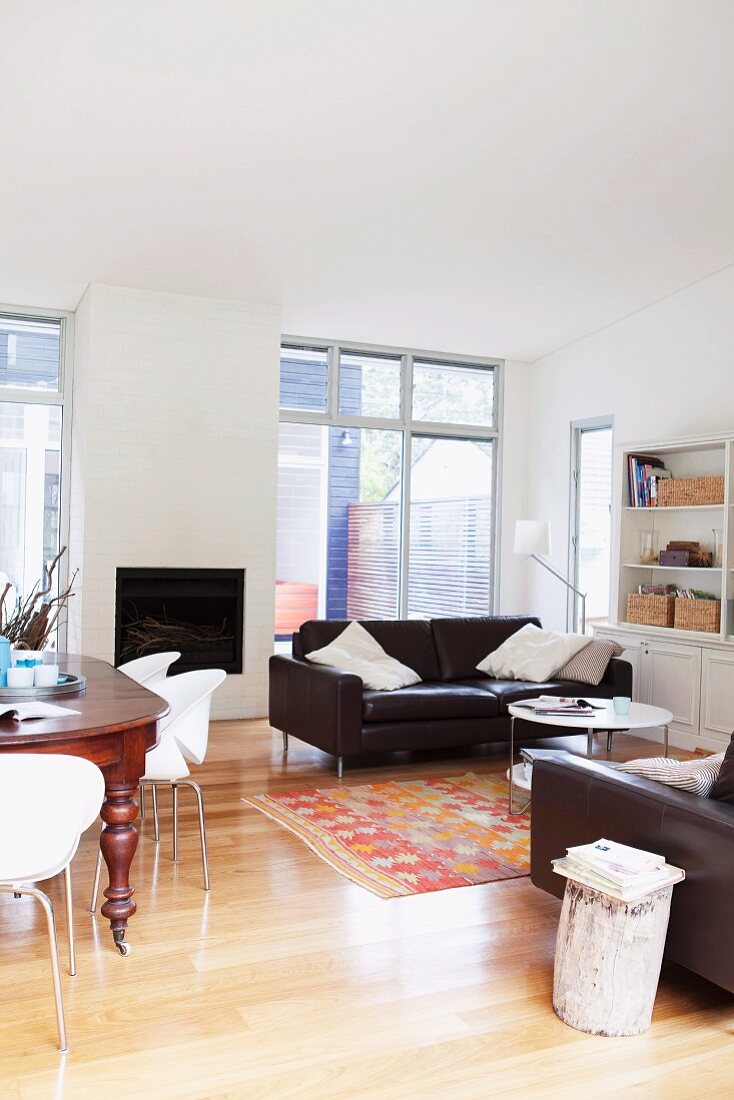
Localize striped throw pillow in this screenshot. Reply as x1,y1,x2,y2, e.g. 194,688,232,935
554,639,624,685
617,753,725,796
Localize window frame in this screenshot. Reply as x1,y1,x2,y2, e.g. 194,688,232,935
279,337,503,619
568,415,614,632
0,303,74,647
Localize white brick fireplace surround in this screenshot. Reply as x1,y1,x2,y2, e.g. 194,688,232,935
68,283,281,719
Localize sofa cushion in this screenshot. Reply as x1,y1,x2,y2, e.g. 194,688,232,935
710,733,734,804
432,616,541,681
362,680,500,723
484,679,582,714
299,619,441,681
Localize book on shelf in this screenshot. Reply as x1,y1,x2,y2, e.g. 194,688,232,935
627,453,671,507
638,583,718,599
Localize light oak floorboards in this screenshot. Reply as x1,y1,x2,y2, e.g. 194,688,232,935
1,722,732,1099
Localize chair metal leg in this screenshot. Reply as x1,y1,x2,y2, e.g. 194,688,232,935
179,779,210,891
64,863,76,976
151,783,160,842
89,842,103,914
172,783,179,863
139,783,146,821
336,756,344,779
1,884,68,1051
282,730,289,752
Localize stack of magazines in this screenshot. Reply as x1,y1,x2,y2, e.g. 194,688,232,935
515,696,600,717
553,839,685,902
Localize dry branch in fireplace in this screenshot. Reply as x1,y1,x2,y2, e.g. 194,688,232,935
119,605,235,661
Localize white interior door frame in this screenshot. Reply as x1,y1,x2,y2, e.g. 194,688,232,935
568,415,614,632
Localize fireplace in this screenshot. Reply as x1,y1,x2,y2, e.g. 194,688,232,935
115,568,244,674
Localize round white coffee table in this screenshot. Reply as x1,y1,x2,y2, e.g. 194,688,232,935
506,699,674,815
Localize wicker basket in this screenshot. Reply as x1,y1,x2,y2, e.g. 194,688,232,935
674,598,721,633
657,475,725,507
626,593,675,628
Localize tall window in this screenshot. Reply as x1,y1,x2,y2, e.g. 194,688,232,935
0,313,69,634
276,342,500,641
570,420,613,633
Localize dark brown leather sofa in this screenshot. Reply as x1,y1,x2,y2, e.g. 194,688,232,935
269,616,633,776
529,749,734,994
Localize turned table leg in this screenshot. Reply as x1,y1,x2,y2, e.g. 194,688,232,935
99,784,139,956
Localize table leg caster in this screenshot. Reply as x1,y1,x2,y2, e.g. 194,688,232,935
113,930,132,957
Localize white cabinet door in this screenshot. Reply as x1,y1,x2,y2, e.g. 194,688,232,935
700,648,734,745
643,641,702,737
595,633,643,702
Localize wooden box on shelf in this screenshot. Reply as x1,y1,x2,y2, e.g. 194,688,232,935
673,598,721,633
656,476,725,507
626,593,675,628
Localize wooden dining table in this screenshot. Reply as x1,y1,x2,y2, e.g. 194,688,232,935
0,654,168,955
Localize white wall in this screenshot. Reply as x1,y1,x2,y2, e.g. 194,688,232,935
522,264,734,628
68,283,281,718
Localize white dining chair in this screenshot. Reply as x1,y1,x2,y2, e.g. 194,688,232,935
117,652,180,822
90,668,225,910
0,753,105,1051
117,651,181,686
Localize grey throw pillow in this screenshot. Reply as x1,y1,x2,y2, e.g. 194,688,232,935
554,639,624,685
617,753,724,796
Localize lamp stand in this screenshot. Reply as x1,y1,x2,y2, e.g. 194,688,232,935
531,554,587,635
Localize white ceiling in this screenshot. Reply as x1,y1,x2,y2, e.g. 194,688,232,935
2,1,733,362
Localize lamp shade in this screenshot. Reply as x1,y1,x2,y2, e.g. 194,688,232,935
514,520,551,557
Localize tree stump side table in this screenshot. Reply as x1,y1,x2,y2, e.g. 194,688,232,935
553,877,677,1037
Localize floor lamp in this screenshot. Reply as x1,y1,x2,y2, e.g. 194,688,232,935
514,520,587,635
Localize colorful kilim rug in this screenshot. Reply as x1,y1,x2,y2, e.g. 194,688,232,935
244,772,530,898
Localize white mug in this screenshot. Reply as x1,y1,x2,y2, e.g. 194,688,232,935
34,665,60,687
7,666,34,688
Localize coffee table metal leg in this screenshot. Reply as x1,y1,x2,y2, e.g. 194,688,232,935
508,715,530,817
587,727,594,758
663,724,669,756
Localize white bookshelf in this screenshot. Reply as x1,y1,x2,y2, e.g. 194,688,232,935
614,435,730,638
595,432,734,752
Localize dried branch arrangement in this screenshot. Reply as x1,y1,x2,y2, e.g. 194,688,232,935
0,546,77,649
120,605,233,661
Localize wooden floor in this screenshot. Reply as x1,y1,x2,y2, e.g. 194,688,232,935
2,722,733,1099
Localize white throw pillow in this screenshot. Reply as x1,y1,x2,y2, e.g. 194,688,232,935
305,622,421,691
476,623,591,683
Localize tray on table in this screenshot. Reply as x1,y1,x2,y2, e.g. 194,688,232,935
0,673,87,699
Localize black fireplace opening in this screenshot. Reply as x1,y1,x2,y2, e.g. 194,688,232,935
115,568,244,674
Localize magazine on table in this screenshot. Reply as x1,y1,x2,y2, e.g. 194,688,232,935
566,838,664,880
515,695,603,717
552,856,685,902
0,702,82,722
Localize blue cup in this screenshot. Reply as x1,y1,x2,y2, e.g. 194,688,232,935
0,636,11,688
613,696,632,716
